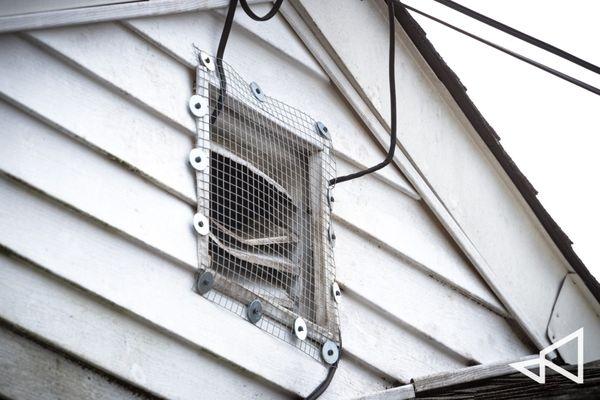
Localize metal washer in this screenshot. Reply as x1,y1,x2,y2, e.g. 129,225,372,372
188,95,209,118
200,51,215,72
316,121,331,140
196,270,214,295
250,82,266,102
293,317,308,341
189,148,209,172
246,299,263,324
322,340,339,365
326,187,334,208
332,282,342,303
193,213,209,236
328,224,336,247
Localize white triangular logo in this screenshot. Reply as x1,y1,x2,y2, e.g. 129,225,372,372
509,328,584,384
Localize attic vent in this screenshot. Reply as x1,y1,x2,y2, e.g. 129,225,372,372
190,53,339,361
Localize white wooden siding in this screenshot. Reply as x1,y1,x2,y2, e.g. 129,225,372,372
0,0,137,18
0,4,534,398
0,322,158,400
293,0,600,353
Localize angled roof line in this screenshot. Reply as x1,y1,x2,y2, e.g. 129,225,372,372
392,4,600,302
355,357,600,399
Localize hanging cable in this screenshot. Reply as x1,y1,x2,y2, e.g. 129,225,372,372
398,1,600,97
305,333,342,400
329,0,398,186
211,0,283,125
239,0,284,21
431,0,600,75
211,0,237,125
305,361,339,399
212,2,342,398
213,0,399,186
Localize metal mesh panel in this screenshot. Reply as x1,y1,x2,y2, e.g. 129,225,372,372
190,52,339,362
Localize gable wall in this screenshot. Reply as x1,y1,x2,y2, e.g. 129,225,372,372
293,0,600,359
0,3,533,399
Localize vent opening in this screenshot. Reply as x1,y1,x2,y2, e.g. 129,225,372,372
192,57,338,360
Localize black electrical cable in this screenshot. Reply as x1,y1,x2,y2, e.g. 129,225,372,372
212,2,343,398
239,0,284,21
211,0,238,125
329,0,398,186
212,0,284,125
432,0,600,76
398,1,600,97
305,361,338,400
305,334,343,400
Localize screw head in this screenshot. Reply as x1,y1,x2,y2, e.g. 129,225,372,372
250,82,266,102
332,282,342,303
188,95,208,118
189,148,209,171
322,340,339,364
246,299,262,324
316,121,331,140
196,271,214,295
293,317,308,341
193,213,209,236
328,225,336,247
200,51,215,71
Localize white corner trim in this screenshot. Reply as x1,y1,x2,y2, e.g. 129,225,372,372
548,274,600,364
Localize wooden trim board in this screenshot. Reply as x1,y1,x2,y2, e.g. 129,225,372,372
0,0,265,33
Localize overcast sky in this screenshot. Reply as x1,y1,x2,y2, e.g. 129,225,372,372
404,0,600,280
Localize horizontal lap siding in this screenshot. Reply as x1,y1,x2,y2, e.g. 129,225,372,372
0,247,288,400
0,5,532,398
0,322,161,400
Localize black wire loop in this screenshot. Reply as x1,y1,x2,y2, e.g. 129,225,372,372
213,0,399,187
212,0,285,125
240,0,284,21
211,1,347,398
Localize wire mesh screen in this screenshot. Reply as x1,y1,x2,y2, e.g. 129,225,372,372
190,52,339,362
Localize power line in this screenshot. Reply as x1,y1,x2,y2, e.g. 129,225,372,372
397,1,600,97
432,0,600,76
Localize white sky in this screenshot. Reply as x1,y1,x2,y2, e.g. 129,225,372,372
404,0,600,280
